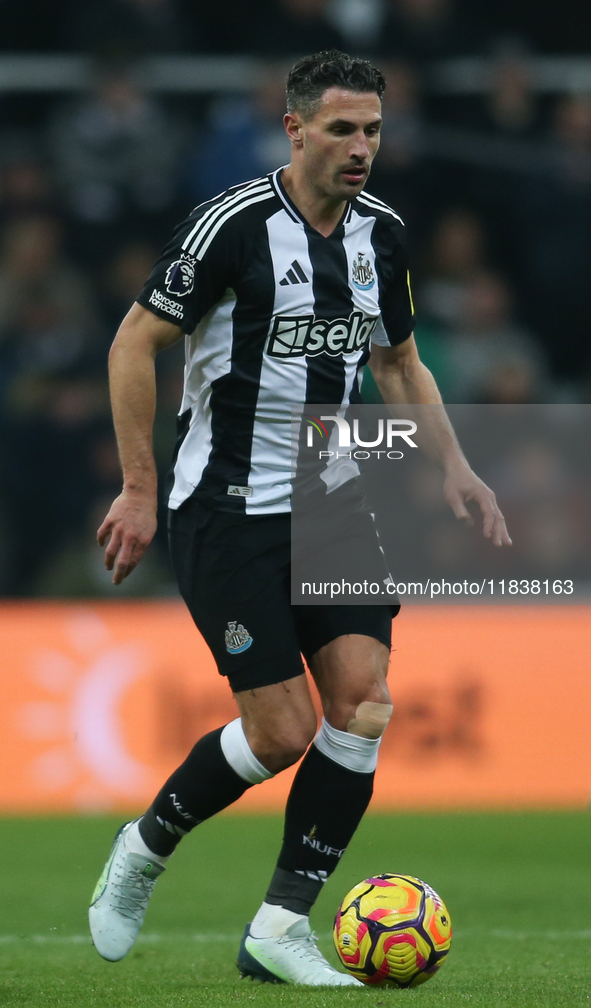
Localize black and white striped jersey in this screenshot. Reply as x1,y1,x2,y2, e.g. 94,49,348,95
137,167,414,514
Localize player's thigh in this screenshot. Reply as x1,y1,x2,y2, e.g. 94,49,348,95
295,604,394,730
310,633,391,731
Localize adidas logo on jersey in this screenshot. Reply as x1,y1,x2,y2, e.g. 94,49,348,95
279,260,310,286
266,310,378,359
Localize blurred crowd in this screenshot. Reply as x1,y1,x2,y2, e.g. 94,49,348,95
0,0,590,596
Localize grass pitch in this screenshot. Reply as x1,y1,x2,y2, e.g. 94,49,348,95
0,811,589,1007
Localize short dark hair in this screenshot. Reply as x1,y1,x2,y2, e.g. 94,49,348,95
286,50,386,120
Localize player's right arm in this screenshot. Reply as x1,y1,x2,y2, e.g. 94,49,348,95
99,189,246,582
97,303,183,585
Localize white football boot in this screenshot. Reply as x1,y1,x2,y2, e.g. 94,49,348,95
237,919,363,986
89,821,166,961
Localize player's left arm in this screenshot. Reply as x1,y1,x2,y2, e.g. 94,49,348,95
368,336,512,547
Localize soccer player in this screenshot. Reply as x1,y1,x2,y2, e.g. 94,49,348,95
90,51,510,985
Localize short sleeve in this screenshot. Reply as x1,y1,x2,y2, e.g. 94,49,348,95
371,219,415,347
136,208,233,333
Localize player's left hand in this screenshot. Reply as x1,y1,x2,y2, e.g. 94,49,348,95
443,463,512,547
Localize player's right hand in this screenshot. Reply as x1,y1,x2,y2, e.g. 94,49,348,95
97,490,158,585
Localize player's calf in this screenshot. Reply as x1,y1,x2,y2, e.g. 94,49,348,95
89,719,278,960
242,699,393,969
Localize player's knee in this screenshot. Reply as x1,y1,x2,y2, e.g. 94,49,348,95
346,700,393,739
248,721,316,773
274,721,317,767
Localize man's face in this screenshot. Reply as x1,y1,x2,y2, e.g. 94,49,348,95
288,87,382,202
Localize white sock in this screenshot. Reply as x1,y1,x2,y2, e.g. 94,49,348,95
220,718,274,784
125,819,171,865
314,717,381,773
250,901,307,938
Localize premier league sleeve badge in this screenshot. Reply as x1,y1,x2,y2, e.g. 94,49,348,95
165,256,196,297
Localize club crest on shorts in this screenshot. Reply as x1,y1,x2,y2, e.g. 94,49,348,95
225,621,253,654
352,252,375,290
165,256,195,296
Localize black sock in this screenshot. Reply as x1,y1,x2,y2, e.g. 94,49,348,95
264,866,327,916
139,727,252,857
266,744,374,914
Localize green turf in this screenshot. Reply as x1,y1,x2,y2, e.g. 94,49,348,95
0,811,589,1007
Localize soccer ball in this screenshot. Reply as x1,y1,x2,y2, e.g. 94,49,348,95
333,873,452,987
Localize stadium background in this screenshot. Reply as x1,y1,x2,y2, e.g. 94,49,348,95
0,1,590,813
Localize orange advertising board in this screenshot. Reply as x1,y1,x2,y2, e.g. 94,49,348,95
1,602,590,813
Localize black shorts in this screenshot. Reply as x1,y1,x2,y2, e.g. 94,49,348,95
168,494,398,694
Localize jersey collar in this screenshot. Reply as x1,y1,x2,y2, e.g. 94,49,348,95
270,167,354,233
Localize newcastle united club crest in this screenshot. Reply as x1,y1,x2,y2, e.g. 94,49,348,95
352,252,375,290
225,621,253,654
